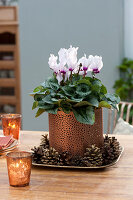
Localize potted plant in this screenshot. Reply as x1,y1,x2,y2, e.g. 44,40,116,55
31,46,120,156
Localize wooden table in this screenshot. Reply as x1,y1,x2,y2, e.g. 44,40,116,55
0,130,133,200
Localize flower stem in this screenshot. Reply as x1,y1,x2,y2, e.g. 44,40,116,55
70,71,72,82
92,72,95,79
77,64,82,75
83,71,86,78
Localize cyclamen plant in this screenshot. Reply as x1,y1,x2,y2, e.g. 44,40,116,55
31,46,120,125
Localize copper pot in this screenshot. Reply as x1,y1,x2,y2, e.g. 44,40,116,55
49,108,104,157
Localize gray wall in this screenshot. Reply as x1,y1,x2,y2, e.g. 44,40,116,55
124,0,133,58
19,0,124,131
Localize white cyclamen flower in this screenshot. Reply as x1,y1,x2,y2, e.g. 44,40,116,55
48,54,58,70
66,45,78,71
78,54,90,71
56,73,63,85
56,63,69,84
88,55,103,73
52,63,60,74
58,48,67,66
59,63,68,75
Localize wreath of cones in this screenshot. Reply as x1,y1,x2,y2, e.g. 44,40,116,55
31,134,121,167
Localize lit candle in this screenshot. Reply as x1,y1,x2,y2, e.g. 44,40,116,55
6,152,32,187
1,114,21,140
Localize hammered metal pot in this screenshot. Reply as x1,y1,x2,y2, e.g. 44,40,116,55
49,108,104,157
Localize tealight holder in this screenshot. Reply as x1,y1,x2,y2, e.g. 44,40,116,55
1,114,21,140
6,151,32,187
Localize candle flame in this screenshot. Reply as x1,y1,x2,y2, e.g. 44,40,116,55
16,163,19,168
8,123,16,128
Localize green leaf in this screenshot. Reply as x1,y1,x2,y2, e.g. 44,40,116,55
72,106,95,125
90,79,101,93
101,93,120,109
32,101,38,110
84,76,93,82
113,79,124,89
92,79,102,87
62,85,76,97
71,74,81,83
51,97,59,102
40,81,46,88
60,101,72,114
44,76,60,91
105,93,120,104
86,95,99,107
70,95,83,102
49,82,60,91
38,102,55,110
73,101,91,107
76,79,91,86
118,64,128,71
100,85,107,94
48,89,56,96
57,92,66,99
42,95,56,104
98,101,111,109
29,93,35,97
34,94,46,101
76,83,91,97
91,84,101,93
33,85,46,93
45,107,58,114
33,86,43,93
35,108,45,117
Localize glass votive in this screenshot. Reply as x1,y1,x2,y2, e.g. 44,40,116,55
1,114,21,140
6,151,32,187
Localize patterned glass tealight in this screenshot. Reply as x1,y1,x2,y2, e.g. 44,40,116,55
6,151,32,187
1,114,21,140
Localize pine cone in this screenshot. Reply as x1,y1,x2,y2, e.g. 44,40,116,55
102,135,120,165
41,147,59,165
31,146,44,164
82,145,103,167
71,156,82,166
57,151,72,166
40,134,49,149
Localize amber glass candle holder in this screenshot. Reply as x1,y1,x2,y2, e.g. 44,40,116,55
6,151,32,187
1,114,21,140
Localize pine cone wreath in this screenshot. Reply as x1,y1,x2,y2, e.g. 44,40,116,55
82,145,103,167
102,135,120,165
31,134,121,167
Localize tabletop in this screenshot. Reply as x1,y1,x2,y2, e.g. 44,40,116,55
0,130,133,200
